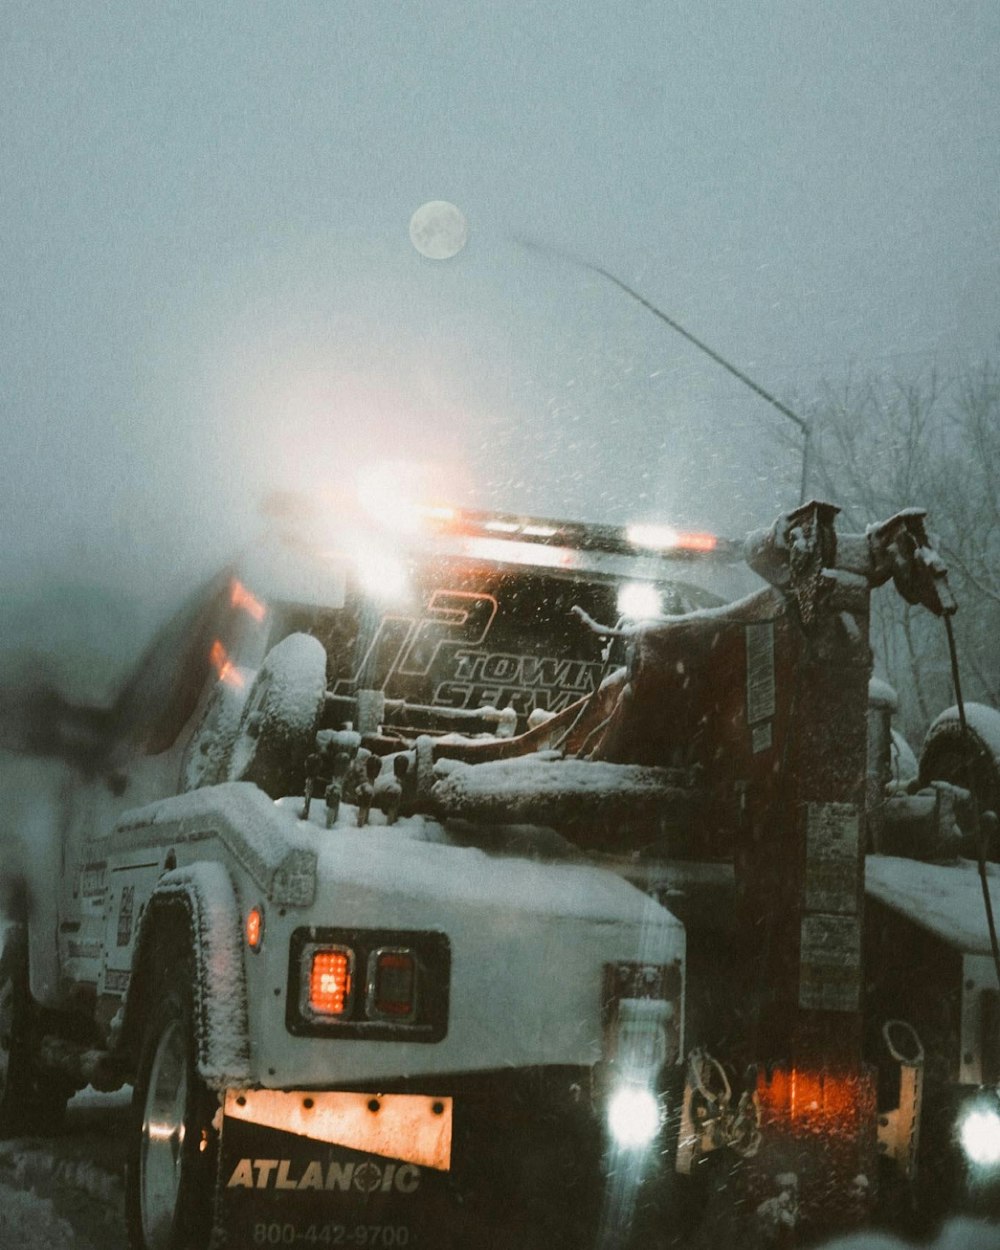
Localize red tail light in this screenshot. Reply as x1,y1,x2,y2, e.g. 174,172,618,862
368,949,418,1021
307,947,354,1017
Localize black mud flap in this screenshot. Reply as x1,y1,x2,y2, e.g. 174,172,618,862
217,1113,453,1250
215,1087,607,1250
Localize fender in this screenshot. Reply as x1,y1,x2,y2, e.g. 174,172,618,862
124,861,251,1089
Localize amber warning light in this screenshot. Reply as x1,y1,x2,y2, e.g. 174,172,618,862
230,579,267,622
209,640,245,689
309,949,354,1016
245,906,264,952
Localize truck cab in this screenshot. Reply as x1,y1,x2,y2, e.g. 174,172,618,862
3,500,743,1250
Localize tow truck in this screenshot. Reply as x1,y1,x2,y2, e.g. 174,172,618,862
1,491,998,1248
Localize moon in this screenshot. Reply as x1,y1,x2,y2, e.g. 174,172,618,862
409,201,469,260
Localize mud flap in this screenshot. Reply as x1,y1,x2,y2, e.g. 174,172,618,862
217,1112,451,1250
215,1080,606,1250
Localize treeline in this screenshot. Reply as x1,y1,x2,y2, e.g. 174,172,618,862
800,355,1000,743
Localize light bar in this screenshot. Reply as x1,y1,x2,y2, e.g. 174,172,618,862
627,524,718,553
461,536,578,570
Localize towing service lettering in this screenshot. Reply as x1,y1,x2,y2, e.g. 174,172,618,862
227,1159,421,1194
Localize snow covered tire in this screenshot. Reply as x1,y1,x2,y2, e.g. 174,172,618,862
226,632,328,798
126,951,218,1250
919,702,1000,817
179,667,255,791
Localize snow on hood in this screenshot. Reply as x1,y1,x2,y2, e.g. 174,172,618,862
309,821,677,928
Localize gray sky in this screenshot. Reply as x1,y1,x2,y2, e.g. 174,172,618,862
3,1,998,637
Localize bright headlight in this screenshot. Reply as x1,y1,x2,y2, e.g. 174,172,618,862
616,582,661,621
607,1085,661,1150
959,1105,1000,1167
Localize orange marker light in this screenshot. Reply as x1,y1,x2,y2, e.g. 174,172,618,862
309,949,353,1016
245,906,264,952
230,579,267,622
209,639,245,689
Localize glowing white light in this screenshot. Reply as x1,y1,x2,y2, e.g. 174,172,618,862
350,547,411,602
607,1086,660,1149
617,582,662,620
627,523,680,550
463,537,576,570
959,1106,1000,1167
356,463,425,534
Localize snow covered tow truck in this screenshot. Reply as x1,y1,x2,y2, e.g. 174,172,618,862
0,501,748,1250
5,494,999,1248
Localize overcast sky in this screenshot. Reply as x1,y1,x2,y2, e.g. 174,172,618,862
3,1,998,650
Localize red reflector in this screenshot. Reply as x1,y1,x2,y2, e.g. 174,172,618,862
245,906,264,952
309,949,353,1016
369,949,417,1019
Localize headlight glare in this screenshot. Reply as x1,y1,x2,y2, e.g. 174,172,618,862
607,1084,661,1150
959,1103,1000,1167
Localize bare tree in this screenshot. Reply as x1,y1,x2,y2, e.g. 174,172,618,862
780,357,1000,743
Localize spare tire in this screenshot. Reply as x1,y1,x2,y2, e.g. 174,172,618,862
919,702,1000,816
227,633,328,798
178,668,255,791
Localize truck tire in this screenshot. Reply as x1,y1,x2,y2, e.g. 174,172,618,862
919,702,1000,817
125,954,218,1250
0,924,70,1136
227,632,328,798
178,667,255,791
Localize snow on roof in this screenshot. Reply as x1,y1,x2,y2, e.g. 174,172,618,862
865,854,1000,954
868,677,898,712
927,702,1000,762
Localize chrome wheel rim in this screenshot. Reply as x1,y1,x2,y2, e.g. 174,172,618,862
140,1018,188,1250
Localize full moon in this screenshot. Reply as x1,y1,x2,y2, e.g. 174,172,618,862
408,201,469,260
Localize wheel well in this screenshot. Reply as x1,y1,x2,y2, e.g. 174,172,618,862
119,865,252,1089
119,899,194,1068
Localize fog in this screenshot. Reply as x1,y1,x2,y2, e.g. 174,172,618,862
2,1,998,693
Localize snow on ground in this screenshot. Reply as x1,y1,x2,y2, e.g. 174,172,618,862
0,1179,81,1250
0,1086,128,1250
821,1218,1000,1249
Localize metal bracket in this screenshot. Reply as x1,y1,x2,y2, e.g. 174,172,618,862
676,1048,761,1174
877,1019,924,1180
